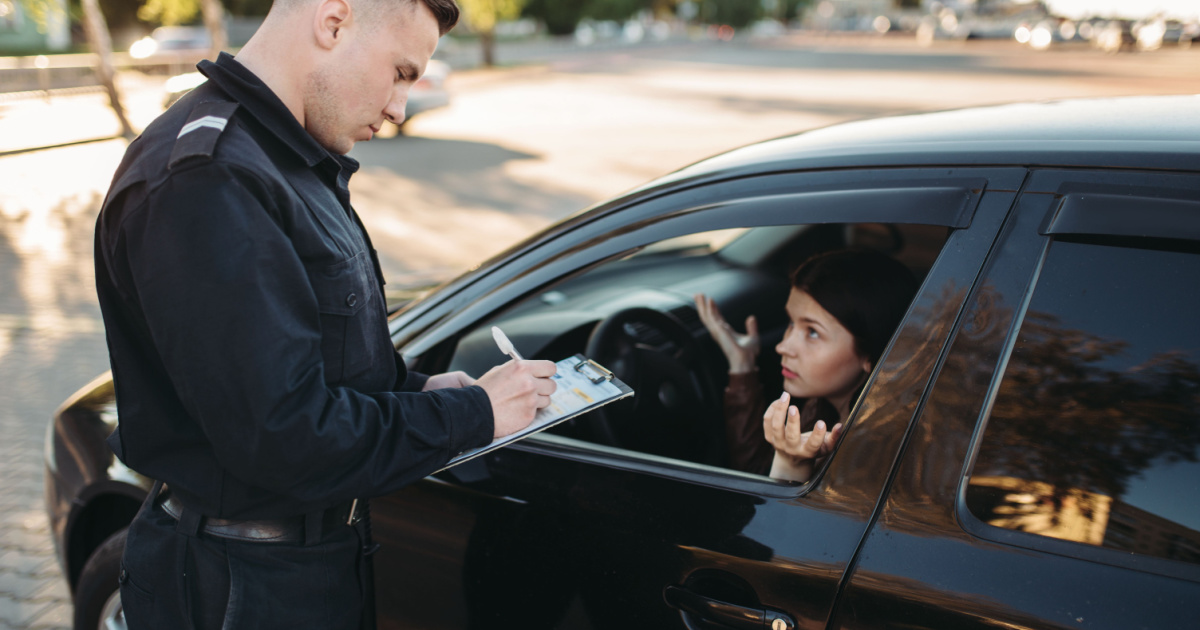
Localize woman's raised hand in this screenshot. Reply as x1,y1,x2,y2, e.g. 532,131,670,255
763,391,844,468
694,293,760,374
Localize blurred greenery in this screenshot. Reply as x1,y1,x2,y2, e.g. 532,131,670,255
521,0,585,35
137,0,198,25
459,0,524,65
706,0,757,28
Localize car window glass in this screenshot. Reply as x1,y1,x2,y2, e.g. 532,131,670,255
966,237,1200,565
446,222,948,481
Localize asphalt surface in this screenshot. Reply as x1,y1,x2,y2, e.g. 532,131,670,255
0,33,1197,629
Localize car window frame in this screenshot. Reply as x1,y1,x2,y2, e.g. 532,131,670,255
397,167,1018,496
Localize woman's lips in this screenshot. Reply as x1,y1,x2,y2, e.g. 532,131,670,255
781,366,798,379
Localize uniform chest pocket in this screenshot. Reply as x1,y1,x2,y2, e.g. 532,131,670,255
306,252,385,385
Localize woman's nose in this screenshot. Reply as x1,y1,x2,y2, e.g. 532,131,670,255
776,331,796,357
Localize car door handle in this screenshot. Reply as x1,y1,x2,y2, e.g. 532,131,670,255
663,585,796,630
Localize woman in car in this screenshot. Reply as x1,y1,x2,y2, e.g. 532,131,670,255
695,249,918,481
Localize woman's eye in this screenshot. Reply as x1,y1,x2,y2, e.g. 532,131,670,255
806,327,819,339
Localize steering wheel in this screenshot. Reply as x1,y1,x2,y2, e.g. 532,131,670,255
583,307,725,466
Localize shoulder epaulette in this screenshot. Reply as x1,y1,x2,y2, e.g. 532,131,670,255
168,101,240,170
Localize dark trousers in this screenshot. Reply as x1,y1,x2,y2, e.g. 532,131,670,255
120,494,369,630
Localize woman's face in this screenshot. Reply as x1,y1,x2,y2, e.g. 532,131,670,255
775,288,872,409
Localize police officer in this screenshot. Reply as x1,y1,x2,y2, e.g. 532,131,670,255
93,0,557,627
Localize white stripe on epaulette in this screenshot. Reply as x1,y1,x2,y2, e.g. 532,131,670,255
177,116,229,138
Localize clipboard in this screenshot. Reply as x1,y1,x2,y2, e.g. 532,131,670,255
438,354,634,471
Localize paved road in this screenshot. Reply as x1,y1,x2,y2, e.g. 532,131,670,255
0,34,1196,629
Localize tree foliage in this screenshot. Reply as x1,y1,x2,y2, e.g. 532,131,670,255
460,0,524,34
521,0,584,35
137,0,199,25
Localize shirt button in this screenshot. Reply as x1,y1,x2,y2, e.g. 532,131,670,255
346,293,358,307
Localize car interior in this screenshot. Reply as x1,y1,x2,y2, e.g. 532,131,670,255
443,222,951,478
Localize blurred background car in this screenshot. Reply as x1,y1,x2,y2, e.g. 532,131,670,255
1094,20,1137,53
1134,18,1198,51
129,26,210,62
396,58,450,133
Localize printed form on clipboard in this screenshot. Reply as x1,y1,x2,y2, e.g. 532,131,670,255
438,354,634,471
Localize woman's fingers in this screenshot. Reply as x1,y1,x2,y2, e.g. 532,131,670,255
763,392,789,446
818,422,845,456
695,294,731,340
783,406,802,446
745,314,759,341
696,293,760,374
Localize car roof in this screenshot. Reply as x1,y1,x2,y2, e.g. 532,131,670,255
654,95,1200,188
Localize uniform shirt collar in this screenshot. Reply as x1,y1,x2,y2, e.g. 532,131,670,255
198,52,359,172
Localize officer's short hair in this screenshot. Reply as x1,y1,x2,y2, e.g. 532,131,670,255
412,0,459,35
278,0,459,36
363,0,459,35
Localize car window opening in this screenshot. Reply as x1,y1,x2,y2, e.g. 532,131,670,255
442,221,951,484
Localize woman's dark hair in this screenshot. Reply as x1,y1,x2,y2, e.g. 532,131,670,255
790,249,919,367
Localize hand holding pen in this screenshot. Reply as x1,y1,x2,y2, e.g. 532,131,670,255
475,326,558,437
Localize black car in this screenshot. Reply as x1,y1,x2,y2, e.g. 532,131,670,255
46,95,1200,630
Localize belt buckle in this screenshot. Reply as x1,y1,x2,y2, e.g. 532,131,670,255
347,498,362,526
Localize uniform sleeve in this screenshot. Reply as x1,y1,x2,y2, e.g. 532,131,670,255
395,353,430,392
117,162,493,504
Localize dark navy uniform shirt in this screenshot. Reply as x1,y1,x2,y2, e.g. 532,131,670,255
94,53,493,520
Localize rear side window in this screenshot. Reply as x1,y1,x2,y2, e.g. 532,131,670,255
966,237,1200,565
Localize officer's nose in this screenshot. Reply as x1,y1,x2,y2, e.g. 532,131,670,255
384,87,407,127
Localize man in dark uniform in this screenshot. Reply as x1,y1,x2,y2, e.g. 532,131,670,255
92,0,557,627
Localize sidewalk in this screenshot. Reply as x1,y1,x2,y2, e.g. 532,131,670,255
0,72,168,156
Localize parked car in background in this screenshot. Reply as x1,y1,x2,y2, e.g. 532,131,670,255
1094,19,1137,52
128,25,210,63
398,58,451,130
46,94,1200,630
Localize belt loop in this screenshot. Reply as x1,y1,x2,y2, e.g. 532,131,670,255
304,510,323,546
148,480,165,504
175,503,201,537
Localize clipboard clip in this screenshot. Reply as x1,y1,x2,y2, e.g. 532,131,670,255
574,358,615,384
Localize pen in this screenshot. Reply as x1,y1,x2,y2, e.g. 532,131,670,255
491,326,523,361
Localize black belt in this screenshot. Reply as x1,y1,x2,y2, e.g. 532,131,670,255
157,491,360,545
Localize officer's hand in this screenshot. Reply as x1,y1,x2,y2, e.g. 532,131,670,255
422,371,475,391
476,359,558,438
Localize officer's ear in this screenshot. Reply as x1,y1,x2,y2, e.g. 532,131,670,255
313,0,353,50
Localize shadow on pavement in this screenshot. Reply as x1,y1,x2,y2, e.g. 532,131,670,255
347,134,593,286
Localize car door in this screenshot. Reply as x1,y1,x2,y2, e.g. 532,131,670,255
372,166,1026,630
835,168,1200,629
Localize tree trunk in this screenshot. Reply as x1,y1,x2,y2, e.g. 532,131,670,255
201,0,228,62
79,0,134,138
480,29,495,67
